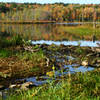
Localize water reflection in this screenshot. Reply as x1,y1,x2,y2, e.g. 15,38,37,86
0,24,99,41
32,40,100,47
64,64,94,73
26,77,47,86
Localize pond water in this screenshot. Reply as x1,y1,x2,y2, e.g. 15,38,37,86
0,23,100,41
31,40,100,47
25,64,94,86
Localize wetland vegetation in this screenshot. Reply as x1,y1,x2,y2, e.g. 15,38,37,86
0,29,100,100
0,2,100,100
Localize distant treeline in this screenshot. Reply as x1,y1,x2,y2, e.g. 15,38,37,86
0,2,100,22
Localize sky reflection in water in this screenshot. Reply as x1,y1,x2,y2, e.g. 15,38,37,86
32,40,100,47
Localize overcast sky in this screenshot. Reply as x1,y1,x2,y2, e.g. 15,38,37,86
0,0,100,4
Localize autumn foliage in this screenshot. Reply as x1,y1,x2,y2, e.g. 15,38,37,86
0,2,100,22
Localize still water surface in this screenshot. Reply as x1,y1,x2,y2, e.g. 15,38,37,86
0,24,99,41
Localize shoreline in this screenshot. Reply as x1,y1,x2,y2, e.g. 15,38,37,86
0,21,56,24
0,21,99,24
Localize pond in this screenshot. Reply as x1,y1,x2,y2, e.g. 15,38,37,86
0,23,100,41
0,23,99,81
0,23,100,98
31,40,100,47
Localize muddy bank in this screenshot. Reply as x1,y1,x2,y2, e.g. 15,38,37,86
0,44,100,89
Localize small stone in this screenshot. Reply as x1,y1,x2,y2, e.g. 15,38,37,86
9,84,16,89
97,60,100,63
82,61,88,66
20,82,33,90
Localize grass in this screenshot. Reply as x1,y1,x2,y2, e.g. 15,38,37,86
60,24,100,40
17,49,45,61
0,49,12,58
1,28,100,99
61,25,93,35
6,68,100,100
0,49,47,78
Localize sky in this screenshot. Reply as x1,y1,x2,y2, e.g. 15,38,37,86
0,0,100,4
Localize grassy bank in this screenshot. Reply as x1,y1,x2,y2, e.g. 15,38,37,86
59,24,100,40
6,68,100,100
